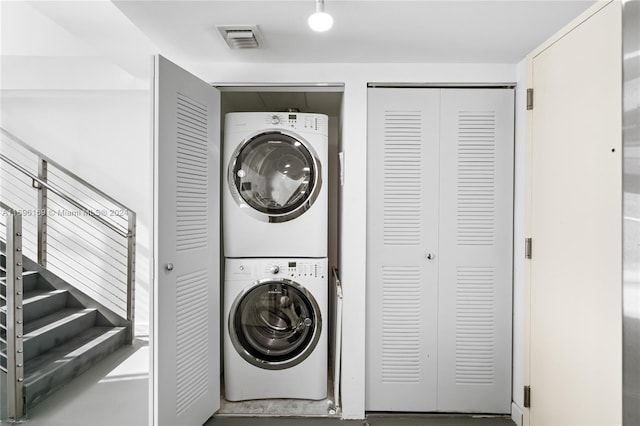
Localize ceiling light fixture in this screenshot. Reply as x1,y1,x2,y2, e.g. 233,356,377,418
308,0,333,32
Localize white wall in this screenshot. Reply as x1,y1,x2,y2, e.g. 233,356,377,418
0,89,151,336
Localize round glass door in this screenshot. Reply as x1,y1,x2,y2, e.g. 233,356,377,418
229,279,322,370
228,131,322,223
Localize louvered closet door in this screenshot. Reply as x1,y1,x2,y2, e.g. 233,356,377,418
366,87,513,413
366,88,440,411
437,89,513,412
153,55,220,426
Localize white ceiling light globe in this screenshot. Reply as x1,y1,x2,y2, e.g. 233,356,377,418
308,11,333,32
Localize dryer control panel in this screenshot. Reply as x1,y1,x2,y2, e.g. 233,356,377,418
260,112,328,134
225,112,329,137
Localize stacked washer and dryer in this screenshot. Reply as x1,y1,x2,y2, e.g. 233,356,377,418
222,112,329,401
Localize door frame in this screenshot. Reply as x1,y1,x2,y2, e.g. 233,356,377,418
622,0,640,423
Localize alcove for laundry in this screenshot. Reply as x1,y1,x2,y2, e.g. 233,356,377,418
217,86,344,417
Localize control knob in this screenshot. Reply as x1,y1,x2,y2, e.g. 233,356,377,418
271,115,280,125
270,265,280,274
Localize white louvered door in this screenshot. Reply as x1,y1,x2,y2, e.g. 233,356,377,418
366,87,513,413
366,89,440,411
437,89,513,412
152,55,220,426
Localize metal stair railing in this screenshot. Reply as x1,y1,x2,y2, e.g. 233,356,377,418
0,128,136,335
0,201,25,420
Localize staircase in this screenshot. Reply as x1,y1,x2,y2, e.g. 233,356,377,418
0,128,136,420
0,245,129,412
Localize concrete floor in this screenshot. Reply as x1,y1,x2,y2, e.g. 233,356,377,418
206,414,516,426
0,339,149,426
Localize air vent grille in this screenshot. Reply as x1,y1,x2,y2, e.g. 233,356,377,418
217,25,262,49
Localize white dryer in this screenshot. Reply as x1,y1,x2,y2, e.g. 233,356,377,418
224,257,328,401
223,112,328,258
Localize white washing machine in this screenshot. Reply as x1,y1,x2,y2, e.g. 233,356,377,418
223,112,328,258
224,257,328,401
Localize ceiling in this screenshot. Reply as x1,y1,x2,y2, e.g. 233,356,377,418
113,0,596,65
0,0,596,90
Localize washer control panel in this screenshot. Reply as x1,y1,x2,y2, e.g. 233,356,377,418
264,260,324,278
226,258,327,280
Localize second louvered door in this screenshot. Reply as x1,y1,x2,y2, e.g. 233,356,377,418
366,87,513,413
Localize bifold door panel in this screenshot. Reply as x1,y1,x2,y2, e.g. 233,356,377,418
366,89,440,411
366,88,514,413
437,89,514,412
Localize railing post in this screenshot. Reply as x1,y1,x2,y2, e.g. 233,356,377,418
126,210,136,344
36,158,47,267
6,210,25,420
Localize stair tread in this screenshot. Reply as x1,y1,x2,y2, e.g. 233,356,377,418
23,289,68,304
24,308,96,336
24,326,126,385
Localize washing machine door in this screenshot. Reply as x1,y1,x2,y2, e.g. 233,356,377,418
228,130,322,223
229,278,322,370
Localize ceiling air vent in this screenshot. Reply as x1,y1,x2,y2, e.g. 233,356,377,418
217,25,262,49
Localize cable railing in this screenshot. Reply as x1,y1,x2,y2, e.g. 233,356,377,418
0,201,25,420
0,128,136,329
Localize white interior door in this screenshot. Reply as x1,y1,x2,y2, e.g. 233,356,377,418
152,55,220,426
527,2,621,425
366,88,440,411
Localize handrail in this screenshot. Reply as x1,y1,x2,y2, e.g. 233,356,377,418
0,153,130,238
0,202,25,420
1,129,132,213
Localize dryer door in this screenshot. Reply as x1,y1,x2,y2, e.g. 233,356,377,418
229,279,322,370
228,130,322,223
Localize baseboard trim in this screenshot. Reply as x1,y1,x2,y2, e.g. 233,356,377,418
511,401,523,426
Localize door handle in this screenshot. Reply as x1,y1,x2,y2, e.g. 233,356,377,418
165,263,174,271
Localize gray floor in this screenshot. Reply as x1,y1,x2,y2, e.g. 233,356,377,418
0,339,148,426
218,398,335,416
206,413,516,426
